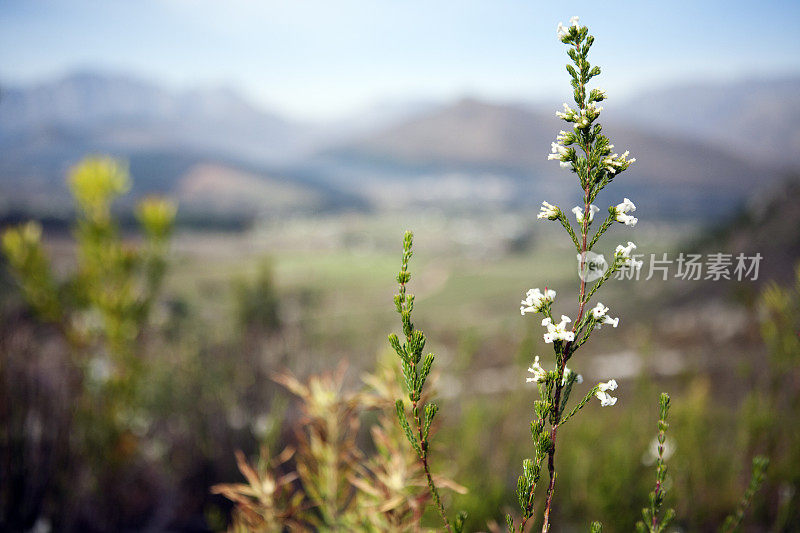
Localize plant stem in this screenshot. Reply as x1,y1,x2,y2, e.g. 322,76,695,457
540,144,593,531
413,400,452,533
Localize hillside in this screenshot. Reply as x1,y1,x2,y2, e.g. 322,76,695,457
2,72,798,221
620,76,800,169
0,71,312,164
320,98,778,218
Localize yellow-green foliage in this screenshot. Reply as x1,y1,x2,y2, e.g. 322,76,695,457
1,155,177,527
2,221,62,322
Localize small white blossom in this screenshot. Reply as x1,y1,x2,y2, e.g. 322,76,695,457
547,141,568,160
603,150,636,174
526,356,547,383
615,241,637,261
569,16,580,27
557,22,569,40
591,302,609,319
595,379,618,406
542,315,575,343
572,205,600,224
602,316,619,328
586,102,603,118
599,379,618,392
591,302,619,329
555,102,576,121
520,287,556,315
613,197,638,226
537,201,560,220
596,390,617,406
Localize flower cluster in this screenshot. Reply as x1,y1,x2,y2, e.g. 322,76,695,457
595,379,618,407
613,198,638,226
547,139,573,168
537,201,560,220
526,356,547,383
615,241,643,269
520,287,556,315
541,315,575,344
602,148,636,174
591,302,619,329
556,16,581,42
526,356,582,385
554,103,596,130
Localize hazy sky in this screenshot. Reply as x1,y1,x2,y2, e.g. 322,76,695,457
2,0,799,120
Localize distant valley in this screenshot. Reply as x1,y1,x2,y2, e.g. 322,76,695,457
1,71,798,224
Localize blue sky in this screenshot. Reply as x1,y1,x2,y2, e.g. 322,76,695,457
2,0,799,120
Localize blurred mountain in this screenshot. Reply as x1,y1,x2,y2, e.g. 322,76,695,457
0,71,314,164
2,72,797,222
318,97,777,219
0,148,366,229
619,76,800,170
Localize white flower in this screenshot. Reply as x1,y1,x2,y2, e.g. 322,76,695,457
537,201,560,220
591,302,609,319
603,150,636,174
547,141,569,161
590,302,618,329
599,379,618,392
520,287,556,315
616,198,636,214
613,198,638,226
555,102,576,120
572,205,600,224
569,16,580,27
542,315,575,343
557,21,569,39
615,241,637,260
595,379,618,406
526,356,547,383
586,102,603,118
563,366,583,385
596,390,617,407
601,316,619,328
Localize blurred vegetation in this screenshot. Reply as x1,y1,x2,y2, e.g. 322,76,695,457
0,156,798,531
213,361,467,532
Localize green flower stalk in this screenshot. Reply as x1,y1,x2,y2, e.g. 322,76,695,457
511,16,639,532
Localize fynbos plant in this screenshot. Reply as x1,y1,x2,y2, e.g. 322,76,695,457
387,16,769,533
504,18,643,530
389,231,467,533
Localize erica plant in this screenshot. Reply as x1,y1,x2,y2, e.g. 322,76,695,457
387,16,768,533
511,15,641,532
